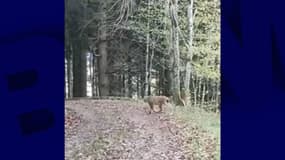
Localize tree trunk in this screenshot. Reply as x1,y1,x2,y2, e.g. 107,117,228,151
144,0,151,96
72,38,87,97
197,76,202,105
128,73,132,98
122,73,125,96
92,52,96,97
206,79,210,103
201,78,207,106
147,47,154,96
67,54,72,98
215,81,220,107
65,58,67,99
126,54,132,97
170,0,182,105
141,73,145,98
184,0,194,105
164,69,172,97
160,63,167,96
158,69,162,95
144,51,149,96
165,25,174,97
137,75,140,98
65,39,72,98
98,5,109,97
162,0,173,97
193,74,198,106
88,53,93,97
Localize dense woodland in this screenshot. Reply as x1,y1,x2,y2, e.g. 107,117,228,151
65,0,220,111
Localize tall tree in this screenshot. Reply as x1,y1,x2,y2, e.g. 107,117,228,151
183,0,194,105
67,0,87,97
169,0,182,105
97,1,110,96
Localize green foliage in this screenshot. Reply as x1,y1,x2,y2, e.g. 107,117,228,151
65,0,220,105
172,106,220,160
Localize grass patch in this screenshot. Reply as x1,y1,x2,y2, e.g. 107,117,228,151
169,105,220,160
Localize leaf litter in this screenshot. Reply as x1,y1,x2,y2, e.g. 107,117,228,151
65,99,219,160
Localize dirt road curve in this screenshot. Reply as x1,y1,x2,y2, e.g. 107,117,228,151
65,99,218,160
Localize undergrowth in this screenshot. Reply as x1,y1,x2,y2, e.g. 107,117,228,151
169,105,221,160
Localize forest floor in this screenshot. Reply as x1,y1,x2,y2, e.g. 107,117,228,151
65,99,220,160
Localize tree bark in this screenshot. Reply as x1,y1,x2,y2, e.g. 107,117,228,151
69,0,88,97
137,75,140,98
201,78,206,106
193,74,198,106
140,73,145,98
88,53,93,97
72,40,87,97
147,46,154,96
144,0,151,96
127,55,132,98
184,0,194,105
92,52,97,97
128,73,132,98
164,69,172,96
67,53,72,98
170,0,182,105
98,5,109,96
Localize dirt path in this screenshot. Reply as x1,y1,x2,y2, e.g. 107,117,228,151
65,99,218,160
